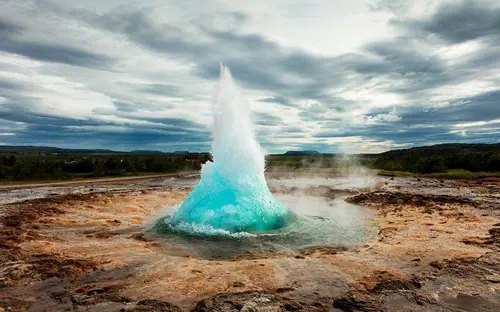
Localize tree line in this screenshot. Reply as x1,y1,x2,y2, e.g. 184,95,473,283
267,143,500,174
0,154,211,181
0,143,498,181
371,145,500,173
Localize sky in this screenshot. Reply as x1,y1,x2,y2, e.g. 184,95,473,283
0,0,499,153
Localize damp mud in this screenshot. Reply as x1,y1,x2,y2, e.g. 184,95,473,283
1,172,499,311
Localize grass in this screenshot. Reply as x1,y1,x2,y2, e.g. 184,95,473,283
373,169,414,177
0,172,195,187
268,166,500,179
423,169,500,179
1,165,498,186
374,169,500,179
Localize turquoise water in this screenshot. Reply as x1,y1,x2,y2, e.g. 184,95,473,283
167,165,291,232
158,65,290,233
152,195,375,259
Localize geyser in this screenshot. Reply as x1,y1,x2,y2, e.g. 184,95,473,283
165,65,290,233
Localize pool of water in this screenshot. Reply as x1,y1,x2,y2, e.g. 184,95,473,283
150,194,376,259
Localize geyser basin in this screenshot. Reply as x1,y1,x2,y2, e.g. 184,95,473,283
152,193,376,259
158,65,290,233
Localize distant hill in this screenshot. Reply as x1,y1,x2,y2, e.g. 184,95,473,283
374,143,500,173
1,143,498,157
284,150,320,156
130,150,164,154
0,146,121,154
0,146,214,156
379,143,500,157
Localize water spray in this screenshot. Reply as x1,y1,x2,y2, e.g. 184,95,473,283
163,65,291,233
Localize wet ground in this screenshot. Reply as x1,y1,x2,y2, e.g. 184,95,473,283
0,172,499,311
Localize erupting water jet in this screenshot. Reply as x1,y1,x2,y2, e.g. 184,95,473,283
164,65,291,233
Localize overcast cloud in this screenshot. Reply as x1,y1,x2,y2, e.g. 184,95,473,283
0,0,498,153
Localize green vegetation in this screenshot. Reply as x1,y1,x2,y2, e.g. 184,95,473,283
372,170,414,177
0,152,211,182
423,169,500,179
373,169,499,179
267,143,500,177
372,143,500,174
0,143,498,182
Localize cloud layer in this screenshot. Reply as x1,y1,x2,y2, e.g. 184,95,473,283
0,0,498,153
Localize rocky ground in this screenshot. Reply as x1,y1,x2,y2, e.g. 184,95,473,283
0,173,499,311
